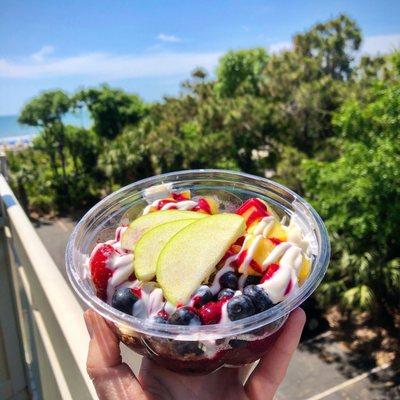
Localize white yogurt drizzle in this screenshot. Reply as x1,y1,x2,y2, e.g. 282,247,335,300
252,216,275,237
239,234,263,275
161,200,198,211
209,254,237,295
262,242,292,269
259,245,302,303
143,198,198,215
106,253,134,303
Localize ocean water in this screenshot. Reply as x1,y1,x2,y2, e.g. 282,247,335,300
0,111,91,143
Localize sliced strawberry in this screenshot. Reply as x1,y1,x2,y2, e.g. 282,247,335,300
89,244,115,300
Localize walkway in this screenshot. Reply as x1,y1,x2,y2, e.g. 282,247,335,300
34,217,397,399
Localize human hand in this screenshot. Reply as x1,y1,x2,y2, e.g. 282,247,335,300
84,308,305,400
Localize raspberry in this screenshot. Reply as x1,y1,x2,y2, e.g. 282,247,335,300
198,301,224,325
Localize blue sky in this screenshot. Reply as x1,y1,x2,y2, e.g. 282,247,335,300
0,0,399,115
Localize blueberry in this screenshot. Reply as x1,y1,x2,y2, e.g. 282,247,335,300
217,288,235,300
243,275,261,287
243,285,274,313
111,287,140,315
174,341,204,356
227,295,255,321
219,271,239,290
192,286,213,308
153,316,169,324
168,307,201,326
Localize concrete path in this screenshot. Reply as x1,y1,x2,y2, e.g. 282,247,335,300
34,218,397,399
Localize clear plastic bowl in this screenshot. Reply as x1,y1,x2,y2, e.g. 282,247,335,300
66,170,330,374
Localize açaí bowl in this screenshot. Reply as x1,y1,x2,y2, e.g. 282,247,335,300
66,170,330,375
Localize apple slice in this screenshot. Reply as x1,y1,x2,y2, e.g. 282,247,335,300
121,210,206,250
135,219,198,281
157,214,245,305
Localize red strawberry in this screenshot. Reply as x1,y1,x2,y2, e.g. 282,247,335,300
89,244,115,300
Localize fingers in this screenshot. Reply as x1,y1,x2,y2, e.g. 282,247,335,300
245,308,306,400
84,309,146,400
85,309,122,369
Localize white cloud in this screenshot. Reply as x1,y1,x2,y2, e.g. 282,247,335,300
268,33,400,55
0,51,221,80
31,45,54,62
268,41,291,53
361,34,400,55
1,34,398,81
157,33,182,43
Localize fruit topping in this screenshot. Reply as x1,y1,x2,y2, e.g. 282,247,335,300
243,285,274,313
157,214,245,305
171,191,191,201
217,288,235,301
236,198,270,227
243,275,261,287
237,235,281,275
135,219,197,281
193,197,212,214
111,287,141,315
298,257,311,284
192,286,214,308
89,244,115,300
168,307,201,326
227,295,256,321
152,314,169,324
198,301,224,325
121,210,206,250
219,271,239,290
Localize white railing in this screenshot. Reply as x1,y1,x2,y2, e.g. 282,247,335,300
0,155,98,399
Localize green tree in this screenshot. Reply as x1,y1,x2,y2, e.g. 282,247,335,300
293,13,362,80
76,85,146,139
302,82,400,326
19,90,71,193
216,48,269,96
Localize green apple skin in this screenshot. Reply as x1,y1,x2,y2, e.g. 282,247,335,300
157,214,245,305
120,210,206,250
134,219,198,281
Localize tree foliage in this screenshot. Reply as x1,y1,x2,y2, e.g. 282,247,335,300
216,48,269,96
10,14,400,321
75,85,146,139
